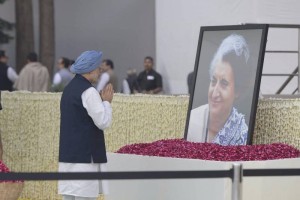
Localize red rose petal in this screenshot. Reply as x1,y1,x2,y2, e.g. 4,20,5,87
0,161,24,183
116,139,300,161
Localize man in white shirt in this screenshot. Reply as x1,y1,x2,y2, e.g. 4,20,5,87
52,57,74,92
96,59,118,92
0,50,18,91
58,50,114,200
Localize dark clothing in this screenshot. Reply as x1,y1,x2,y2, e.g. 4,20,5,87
136,69,162,92
0,91,2,110
59,74,107,163
0,62,13,91
126,74,138,94
187,71,195,94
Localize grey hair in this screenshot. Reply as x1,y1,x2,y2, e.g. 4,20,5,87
209,34,250,79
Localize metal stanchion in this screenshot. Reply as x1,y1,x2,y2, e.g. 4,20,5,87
232,163,243,200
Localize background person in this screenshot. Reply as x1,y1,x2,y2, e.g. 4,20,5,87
187,71,195,95
14,52,50,92
52,57,74,92
136,56,162,94
96,59,118,92
122,68,138,94
187,34,250,145
0,50,18,91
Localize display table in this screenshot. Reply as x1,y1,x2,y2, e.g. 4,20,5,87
104,153,300,200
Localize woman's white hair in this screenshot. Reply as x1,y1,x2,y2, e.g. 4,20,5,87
209,34,250,79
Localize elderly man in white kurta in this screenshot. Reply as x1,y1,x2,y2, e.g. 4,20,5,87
58,50,114,200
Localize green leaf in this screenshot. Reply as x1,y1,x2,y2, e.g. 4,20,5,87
0,1,15,44
0,18,14,30
0,31,13,44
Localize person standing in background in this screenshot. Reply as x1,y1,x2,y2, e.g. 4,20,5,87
136,56,162,94
96,59,118,92
14,52,50,92
122,68,138,94
0,50,18,91
187,71,195,95
52,57,74,92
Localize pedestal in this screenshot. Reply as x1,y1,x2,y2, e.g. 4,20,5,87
104,153,300,200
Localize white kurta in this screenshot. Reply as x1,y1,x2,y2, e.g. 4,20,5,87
186,104,209,143
58,87,112,198
7,67,18,82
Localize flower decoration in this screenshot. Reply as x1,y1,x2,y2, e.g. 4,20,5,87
117,139,300,161
0,161,23,183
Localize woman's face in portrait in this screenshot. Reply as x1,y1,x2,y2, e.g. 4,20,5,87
208,60,235,120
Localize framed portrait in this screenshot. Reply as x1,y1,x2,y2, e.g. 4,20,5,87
184,24,269,145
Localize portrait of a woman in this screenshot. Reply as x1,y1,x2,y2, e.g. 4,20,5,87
187,34,250,145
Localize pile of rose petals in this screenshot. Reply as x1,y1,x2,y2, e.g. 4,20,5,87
116,139,300,161
0,161,23,183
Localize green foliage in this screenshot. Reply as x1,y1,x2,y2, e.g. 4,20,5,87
0,30,13,43
0,0,14,44
0,18,13,30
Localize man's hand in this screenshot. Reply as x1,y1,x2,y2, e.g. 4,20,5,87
100,84,114,103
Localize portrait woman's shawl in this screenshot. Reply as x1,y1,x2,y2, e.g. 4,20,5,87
212,107,248,145
187,105,248,145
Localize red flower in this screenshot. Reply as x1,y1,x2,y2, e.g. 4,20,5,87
116,139,300,161
0,161,24,183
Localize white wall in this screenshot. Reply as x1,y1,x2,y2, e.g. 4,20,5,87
156,0,300,94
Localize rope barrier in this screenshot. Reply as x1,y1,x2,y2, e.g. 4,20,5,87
0,170,233,181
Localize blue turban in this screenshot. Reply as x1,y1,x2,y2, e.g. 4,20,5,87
70,50,103,74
